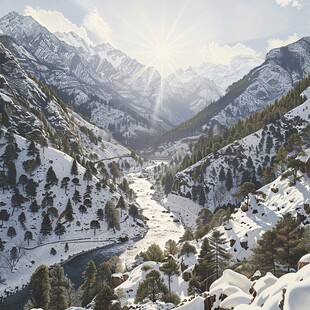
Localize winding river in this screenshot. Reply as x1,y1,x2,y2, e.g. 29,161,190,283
1,168,184,309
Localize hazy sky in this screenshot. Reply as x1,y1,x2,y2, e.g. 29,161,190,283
1,0,309,75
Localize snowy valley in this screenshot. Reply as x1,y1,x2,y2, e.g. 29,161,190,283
0,5,309,310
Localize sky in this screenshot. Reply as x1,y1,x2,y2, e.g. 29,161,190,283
1,0,309,76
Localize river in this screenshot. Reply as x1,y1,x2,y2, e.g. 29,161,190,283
1,169,184,309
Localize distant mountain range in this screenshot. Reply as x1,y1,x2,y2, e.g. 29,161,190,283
0,11,262,148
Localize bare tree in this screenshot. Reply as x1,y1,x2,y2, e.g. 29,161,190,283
0,242,25,271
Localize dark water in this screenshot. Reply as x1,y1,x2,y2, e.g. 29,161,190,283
0,238,140,310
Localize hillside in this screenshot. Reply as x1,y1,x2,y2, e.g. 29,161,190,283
169,82,310,215
0,129,143,299
159,36,310,145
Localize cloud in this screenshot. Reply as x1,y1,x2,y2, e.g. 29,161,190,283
276,0,302,8
82,8,112,43
200,42,260,65
267,33,299,50
23,6,93,45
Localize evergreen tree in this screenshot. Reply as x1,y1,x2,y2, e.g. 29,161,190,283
116,196,126,217
83,166,93,186
70,159,79,176
164,239,179,256
7,226,16,238
140,243,164,262
27,141,39,157
219,166,226,182
135,269,168,303
81,260,97,307
251,230,278,275
65,199,74,222
7,161,16,187
105,201,120,232
90,220,101,235
225,169,233,190
27,265,51,310
29,199,40,213
49,263,69,310
24,230,33,246
238,182,256,205
18,211,26,227
198,187,206,206
160,259,179,300
208,230,231,280
128,204,139,221
54,223,66,239
72,190,82,206
18,174,28,191
275,213,304,272
60,177,70,194
193,238,214,292
25,178,38,200
180,241,196,257
96,208,104,221
94,284,117,310
0,209,10,225
40,214,53,236
95,261,112,290
46,166,58,186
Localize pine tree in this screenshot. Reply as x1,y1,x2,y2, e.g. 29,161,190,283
7,161,16,187
72,190,82,206
70,159,78,176
198,187,206,206
25,178,38,200
160,258,179,300
135,269,168,303
40,214,53,236
180,241,196,257
46,166,58,186
95,261,112,291
90,220,101,235
251,230,278,275
94,284,117,310
60,177,70,194
7,226,16,238
54,223,66,239
219,166,226,182
116,196,126,217
24,230,33,246
225,169,233,190
27,265,51,309
193,238,214,292
81,260,97,307
208,230,231,280
65,199,74,222
164,239,179,256
128,203,139,221
0,209,10,225
83,165,92,186
18,174,28,191
27,141,39,157
275,213,304,272
49,264,69,310
105,201,120,232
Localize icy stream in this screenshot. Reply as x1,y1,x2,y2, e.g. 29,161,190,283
119,171,185,267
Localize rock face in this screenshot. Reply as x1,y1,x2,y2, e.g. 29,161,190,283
298,253,310,270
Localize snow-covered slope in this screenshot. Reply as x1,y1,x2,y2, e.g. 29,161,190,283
173,87,310,213
0,131,144,299
195,54,264,92
0,39,129,160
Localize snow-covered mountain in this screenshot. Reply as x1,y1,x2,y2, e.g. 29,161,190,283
194,54,264,92
0,11,266,148
158,37,310,145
